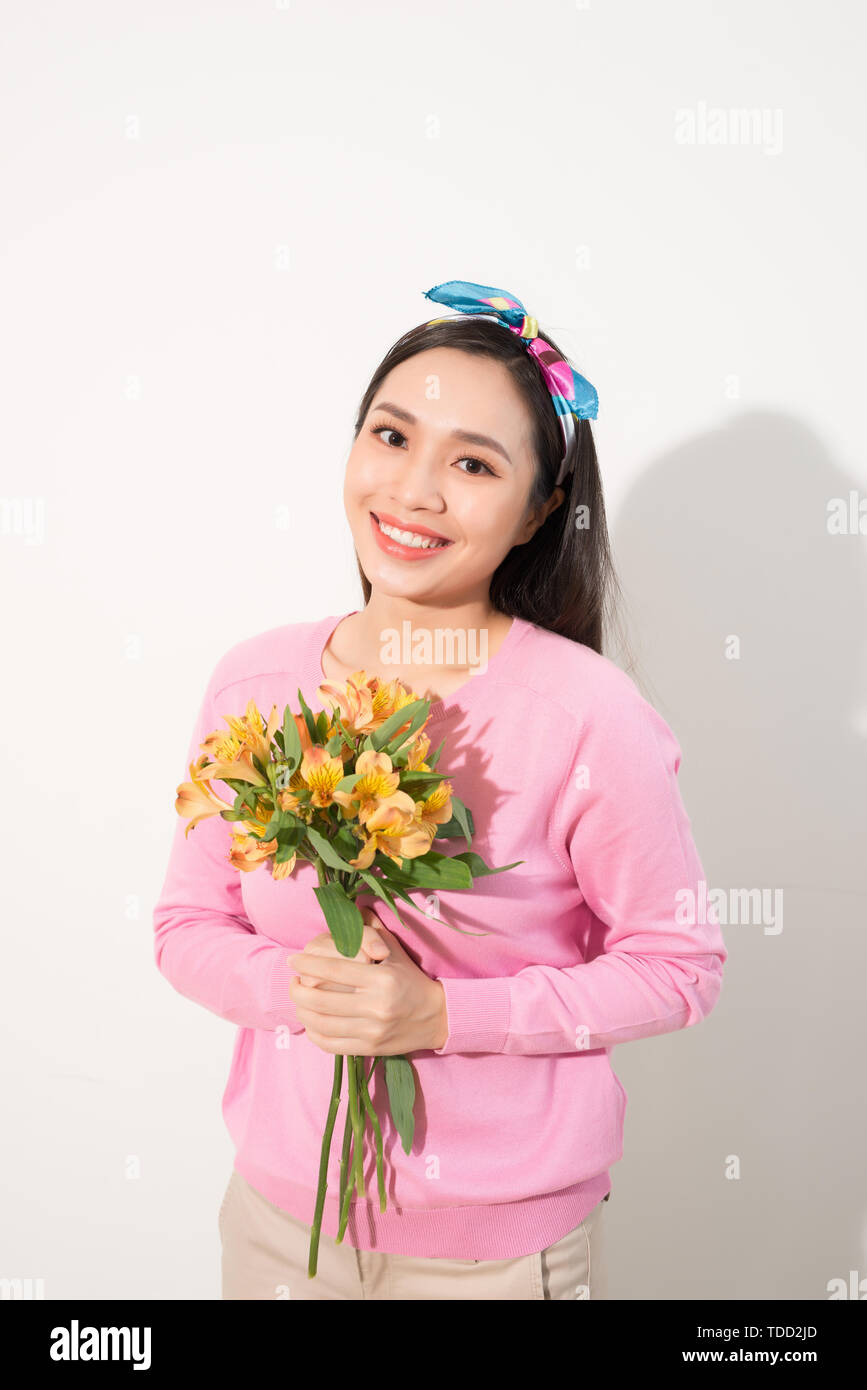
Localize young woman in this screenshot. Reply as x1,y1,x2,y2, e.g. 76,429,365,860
153,279,727,1301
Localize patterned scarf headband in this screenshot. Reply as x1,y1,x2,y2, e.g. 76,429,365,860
422,279,598,488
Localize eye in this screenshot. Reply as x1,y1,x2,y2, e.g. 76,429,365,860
370,424,407,448
454,456,496,477
368,419,497,477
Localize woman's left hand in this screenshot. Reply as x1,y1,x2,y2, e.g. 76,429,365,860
287,907,449,1055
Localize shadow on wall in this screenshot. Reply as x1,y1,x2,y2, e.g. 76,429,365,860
602,408,867,1300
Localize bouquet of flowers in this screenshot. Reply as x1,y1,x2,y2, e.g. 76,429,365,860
173,667,521,1277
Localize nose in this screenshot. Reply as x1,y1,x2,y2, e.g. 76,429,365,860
387,444,446,514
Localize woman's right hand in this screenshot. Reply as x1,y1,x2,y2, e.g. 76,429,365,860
291,918,390,993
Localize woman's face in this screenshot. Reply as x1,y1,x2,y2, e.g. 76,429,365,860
344,346,562,606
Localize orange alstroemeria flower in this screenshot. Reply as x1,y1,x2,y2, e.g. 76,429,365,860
299,745,346,809
229,828,280,872
316,673,376,736
416,779,454,834
332,748,400,821
174,757,234,837
348,790,436,871
201,699,281,771
404,731,432,771
317,670,428,741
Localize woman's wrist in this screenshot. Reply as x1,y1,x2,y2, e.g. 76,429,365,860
428,980,449,1050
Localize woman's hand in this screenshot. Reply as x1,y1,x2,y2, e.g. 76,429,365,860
287,907,449,1055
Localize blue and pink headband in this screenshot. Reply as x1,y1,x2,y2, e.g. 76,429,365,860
422,279,598,487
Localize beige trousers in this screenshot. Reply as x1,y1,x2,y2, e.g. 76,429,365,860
219,1169,609,1300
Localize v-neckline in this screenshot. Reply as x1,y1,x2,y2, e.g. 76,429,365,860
304,608,531,721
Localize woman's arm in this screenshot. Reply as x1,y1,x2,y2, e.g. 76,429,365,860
152,664,304,1033
432,679,727,1056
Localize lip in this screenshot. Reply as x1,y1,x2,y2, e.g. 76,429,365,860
373,511,451,542
369,511,454,561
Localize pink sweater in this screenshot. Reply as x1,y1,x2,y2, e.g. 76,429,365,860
153,610,727,1259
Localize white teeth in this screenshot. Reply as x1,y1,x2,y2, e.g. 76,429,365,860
376,517,449,549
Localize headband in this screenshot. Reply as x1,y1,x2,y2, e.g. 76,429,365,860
422,279,598,488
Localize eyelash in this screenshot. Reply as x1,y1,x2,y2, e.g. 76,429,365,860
368,420,498,477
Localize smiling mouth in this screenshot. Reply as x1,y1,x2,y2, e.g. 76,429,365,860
370,512,453,550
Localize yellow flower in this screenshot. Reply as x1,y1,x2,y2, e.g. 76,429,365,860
405,731,432,771
332,749,400,820
316,671,429,739
416,778,454,835
316,673,376,736
348,789,436,871
174,756,234,836
299,745,346,809
370,678,422,728
202,699,281,771
228,828,279,872
271,851,297,880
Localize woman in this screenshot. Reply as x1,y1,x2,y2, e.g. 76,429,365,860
153,279,727,1300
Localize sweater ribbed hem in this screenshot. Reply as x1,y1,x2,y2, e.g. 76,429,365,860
432,975,512,1053
265,949,301,1031
231,1156,612,1260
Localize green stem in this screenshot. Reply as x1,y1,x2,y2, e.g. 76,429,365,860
347,1054,365,1197
307,1052,343,1279
359,1057,387,1214
338,1131,355,1239
334,1084,354,1245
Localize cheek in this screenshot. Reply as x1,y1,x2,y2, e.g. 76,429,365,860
345,446,386,500
454,493,523,551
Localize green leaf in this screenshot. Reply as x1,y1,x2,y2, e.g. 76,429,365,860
436,796,473,847
368,699,430,753
362,867,491,937
282,704,302,774
384,1055,416,1155
296,688,319,744
305,824,355,872
426,737,446,769
379,850,473,891
357,870,410,931
313,881,364,956
332,822,363,860
329,711,356,748
450,851,525,878
396,770,448,797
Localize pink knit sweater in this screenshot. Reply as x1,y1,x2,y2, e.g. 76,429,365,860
153,610,726,1259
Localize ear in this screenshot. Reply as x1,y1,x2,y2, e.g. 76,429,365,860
517,485,565,543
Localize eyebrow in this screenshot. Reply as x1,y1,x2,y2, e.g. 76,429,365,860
369,400,513,466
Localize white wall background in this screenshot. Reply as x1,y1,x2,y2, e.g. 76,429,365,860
1,0,864,1300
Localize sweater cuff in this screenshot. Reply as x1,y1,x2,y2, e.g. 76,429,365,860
265,950,304,1033
431,976,512,1054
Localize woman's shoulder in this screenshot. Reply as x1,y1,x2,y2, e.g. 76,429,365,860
203,612,329,702
514,620,665,734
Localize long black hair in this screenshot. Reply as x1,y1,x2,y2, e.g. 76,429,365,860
351,315,631,662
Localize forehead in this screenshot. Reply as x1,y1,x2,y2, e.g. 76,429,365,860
375,347,534,442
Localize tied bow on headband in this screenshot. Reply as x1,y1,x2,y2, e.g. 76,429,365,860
422,279,598,488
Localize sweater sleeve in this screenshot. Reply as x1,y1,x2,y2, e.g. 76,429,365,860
152,662,304,1033
432,677,727,1056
